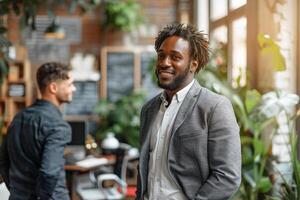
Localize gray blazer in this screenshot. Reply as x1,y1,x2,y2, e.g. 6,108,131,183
137,81,241,200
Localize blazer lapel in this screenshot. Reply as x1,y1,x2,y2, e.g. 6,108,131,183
139,95,161,194
171,81,202,134
141,96,161,149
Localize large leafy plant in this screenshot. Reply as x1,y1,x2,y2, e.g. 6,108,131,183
270,109,300,200
104,0,143,32
277,131,300,200
94,90,146,148
196,40,299,200
281,130,300,199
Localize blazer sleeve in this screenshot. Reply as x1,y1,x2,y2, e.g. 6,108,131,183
37,123,70,199
194,97,241,200
136,105,146,200
0,135,10,190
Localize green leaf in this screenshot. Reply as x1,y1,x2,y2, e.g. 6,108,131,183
104,0,143,32
240,136,253,145
253,138,265,159
95,90,145,147
243,170,256,188
257,33,274,48
242,146,253,165
290,132,300,197
261,46,286,71
258,177,272,193
245,89,261,113
258,33,286,71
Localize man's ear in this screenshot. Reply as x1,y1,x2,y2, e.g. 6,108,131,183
190,60,198,73
48,82,57,94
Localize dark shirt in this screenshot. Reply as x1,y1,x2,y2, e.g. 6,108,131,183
0,100,71,200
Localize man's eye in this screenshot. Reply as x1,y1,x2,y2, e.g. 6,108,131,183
158,54,164,60
172,55,180,61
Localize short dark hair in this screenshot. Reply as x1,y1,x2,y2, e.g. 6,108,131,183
155,24,210,73
36,62,71,93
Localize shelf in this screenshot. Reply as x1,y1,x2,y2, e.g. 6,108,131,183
9,96,26,102
7,60,30,82
7,80,26,84
64,115,100,122
0,59,32,134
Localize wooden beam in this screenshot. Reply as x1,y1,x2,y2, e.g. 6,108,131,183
210,5,246,30
246,0,258,88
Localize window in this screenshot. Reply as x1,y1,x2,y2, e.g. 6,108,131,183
230,0,247,10
209,0,248,87
210,0,227,20
211,26,227,44
232,17,247,87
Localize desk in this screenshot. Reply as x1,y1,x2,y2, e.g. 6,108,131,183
65,155,115,200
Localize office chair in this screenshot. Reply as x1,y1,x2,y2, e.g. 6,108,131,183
76,143,139,200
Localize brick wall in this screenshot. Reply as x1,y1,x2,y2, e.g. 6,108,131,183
7,0,177,56
5,0,179,101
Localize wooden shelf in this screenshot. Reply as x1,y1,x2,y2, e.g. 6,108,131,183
9,96,26,102
0,59,32,134
64,115,100,122
7,80,26,84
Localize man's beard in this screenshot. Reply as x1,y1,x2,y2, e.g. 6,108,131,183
156,65,190,91
57,95,72,104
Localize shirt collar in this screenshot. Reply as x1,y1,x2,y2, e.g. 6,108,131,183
160,79,195,106
35,99,63,117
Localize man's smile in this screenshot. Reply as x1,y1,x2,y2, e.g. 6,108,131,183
158,69,175,79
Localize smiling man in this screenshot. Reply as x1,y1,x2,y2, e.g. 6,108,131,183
136,24,241,200
0,62,76,200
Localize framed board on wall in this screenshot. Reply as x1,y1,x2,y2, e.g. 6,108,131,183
100,46,161,102
100,47,140,102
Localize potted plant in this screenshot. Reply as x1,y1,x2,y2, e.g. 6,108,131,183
104,0,143,32
94,90,146,148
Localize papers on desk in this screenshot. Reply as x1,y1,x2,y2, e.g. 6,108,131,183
75,157,109,168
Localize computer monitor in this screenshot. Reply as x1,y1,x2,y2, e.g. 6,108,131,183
67,120,88,146
65,120,88,163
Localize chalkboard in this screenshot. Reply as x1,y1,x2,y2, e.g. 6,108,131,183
26,41,70,63
24,16,81,43
64,81,99,115
106,52,134,102
140,51,161,100
24,16,82,64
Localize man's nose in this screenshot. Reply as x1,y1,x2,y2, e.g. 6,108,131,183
161,56,171,67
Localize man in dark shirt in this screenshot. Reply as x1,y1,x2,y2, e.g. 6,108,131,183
0,62,76,200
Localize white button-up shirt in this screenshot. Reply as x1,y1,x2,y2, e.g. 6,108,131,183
145,80,195,200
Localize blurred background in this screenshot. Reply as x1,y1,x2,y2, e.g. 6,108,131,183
0,0,300,199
